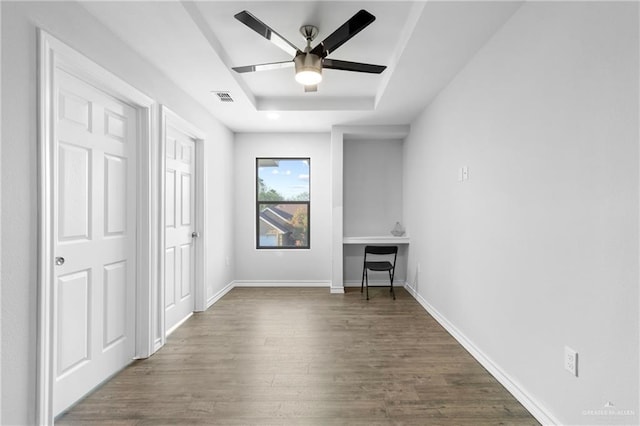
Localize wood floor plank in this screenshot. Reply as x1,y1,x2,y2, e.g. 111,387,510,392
57,287,539,425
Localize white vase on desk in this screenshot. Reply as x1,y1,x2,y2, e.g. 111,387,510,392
391,222,405,237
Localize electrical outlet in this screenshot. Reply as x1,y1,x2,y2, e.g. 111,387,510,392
458,166,470,182
225,256,230,267
564,346,578,377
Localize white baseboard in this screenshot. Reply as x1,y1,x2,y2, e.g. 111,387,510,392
403,283,559,426
233,280,331,288
343,279,407,287
206,281,235,309
205,280,339,302
165,312,193,337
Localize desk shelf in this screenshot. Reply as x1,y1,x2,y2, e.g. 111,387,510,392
343,236,410,245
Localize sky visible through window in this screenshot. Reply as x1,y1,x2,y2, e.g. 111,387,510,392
258,159,309,200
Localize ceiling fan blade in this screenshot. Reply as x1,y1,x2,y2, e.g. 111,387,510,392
304,85,318,93
234,10,299,57
232,61,294,74
323,59,386,74
315,9,376,57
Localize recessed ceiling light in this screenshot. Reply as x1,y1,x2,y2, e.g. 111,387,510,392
266,112,280,120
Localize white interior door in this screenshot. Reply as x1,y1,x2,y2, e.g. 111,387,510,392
164,125,196,334
52,69,137,416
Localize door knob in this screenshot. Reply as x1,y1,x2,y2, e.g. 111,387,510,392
191,232,200,238
55,257,65,266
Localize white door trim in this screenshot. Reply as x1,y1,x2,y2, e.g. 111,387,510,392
36,30,157,425
158,105,206,348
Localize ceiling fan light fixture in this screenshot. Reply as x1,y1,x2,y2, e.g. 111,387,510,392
294,53,322,86
233,10,386,92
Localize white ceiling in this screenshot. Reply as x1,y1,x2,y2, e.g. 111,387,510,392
79,1,523,133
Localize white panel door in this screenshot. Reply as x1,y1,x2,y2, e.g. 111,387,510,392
164,126,196,334
53,69,137,416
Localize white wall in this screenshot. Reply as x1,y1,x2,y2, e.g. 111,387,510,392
204,122,235,304
1,2,234,424
0,1,3,420
343,138,403,237
234,133,331,284
403,2,638,424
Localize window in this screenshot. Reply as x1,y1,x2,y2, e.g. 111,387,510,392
256,158,310,249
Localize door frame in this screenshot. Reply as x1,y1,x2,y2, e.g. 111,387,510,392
36,30,157,425
158,106,206,346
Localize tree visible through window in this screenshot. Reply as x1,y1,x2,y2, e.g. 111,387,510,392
256,158,310,249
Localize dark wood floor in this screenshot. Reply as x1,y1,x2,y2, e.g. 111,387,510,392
57,287,538,425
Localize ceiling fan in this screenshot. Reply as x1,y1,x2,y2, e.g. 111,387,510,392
232,9,387,92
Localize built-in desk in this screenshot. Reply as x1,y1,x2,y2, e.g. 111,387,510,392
343,236,410,245
340,236,410,290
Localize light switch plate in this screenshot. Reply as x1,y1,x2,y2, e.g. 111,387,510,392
564,346,578,376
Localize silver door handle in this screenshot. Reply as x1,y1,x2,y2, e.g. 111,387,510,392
191,232,200,238
55,257,65,266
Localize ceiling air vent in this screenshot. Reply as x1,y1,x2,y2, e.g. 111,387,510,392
213,91,234,103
